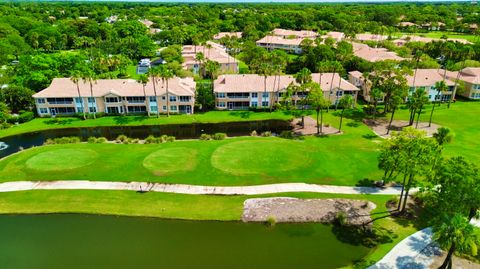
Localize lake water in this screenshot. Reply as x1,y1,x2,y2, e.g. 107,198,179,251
0,120,291,159
0,214,370,269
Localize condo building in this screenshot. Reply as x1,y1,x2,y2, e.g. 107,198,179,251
33,77,196,117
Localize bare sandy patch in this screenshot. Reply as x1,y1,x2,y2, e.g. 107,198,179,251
242,197,376,225
364,119,442,138
292,116,341,136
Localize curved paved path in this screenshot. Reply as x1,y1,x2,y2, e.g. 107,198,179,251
0,181,409,195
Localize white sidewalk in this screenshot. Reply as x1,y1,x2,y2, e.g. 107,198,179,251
0,181,408,195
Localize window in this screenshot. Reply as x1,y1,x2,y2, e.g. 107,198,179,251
336,91,343,97
251,93,258,98
149,96,157,102
46,98,73,104
75,97,83,104
169,96,177,102
77,107,84,113
162,106,167,111
89,107,97,113
39,108,48,114
37,98,45,104
218,102,226,108
262,92,269,98
251,101,258,107
126,97,146,103
127,106,146,113
150,106,157,112
105,97,119,103
262,101,269,107
179,96,190,102
170,105,177,111
162,96,166,100
217,93,225,98
55,107,76,114
87,97,96,103
226,93,250,98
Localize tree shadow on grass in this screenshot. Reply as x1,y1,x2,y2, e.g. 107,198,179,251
362,133,378,140
338,109,367,122
332,224,395,247
112,116,149,125
228,111,252,119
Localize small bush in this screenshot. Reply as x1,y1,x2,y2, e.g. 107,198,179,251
87,137,97,143
96,137,107,143
44,136,81,145
160,135,169,143
88,137,108,143
261,131,272,137
127,138,140,144
279,130,294,139
18,111,34,123
116,135,128,143
335,211,348,226
250,130,258,136
265,216,277,227
166,136,175,142
200,133,212,140
144,135,157,144
212,133,227,140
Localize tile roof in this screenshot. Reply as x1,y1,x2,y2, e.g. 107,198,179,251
355,33,389,42
406,69,456,87
214,73,359,93
213,32,242,40
352,42,405,62
33,77,196,98
256,35,306,46
182,41,236,65
272,28,318,38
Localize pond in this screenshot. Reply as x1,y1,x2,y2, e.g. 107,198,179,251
0,120,291,159
0,214,370,269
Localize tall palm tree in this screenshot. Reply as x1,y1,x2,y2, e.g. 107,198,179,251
70,70,86,120
429,80,447,127
449,46,474,108
137,74,150,117
294,68,312,127
81,68,97,119
338,95,353,132
158,65,174,117
148,67,160,118
195,52,205,76
307,82,329,135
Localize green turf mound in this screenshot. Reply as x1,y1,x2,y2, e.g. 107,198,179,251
143,147,198,175
211,139,311,175
25,149,98,172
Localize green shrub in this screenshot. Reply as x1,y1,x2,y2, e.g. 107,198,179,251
96,137,107,143
18,111,34,123
127,138,140,144
261,131,272,137
166,136,175,142
45,136,81,145
87,137,97,143
250,130,258,136
144,135,157,144
88,137,107,143
116,135,128,143
160,135,169,143
335,211,348,226
279,130,294,139
212,133,227,140
265,216,277,227
200,133,212,140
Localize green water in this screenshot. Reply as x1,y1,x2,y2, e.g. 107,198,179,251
0,214,370,269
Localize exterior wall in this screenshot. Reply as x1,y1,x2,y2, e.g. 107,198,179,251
459,82,480,100
256,42,302,54
35,93,194,117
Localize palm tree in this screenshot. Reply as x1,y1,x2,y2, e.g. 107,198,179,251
449,46,474,108
81,68,97,119
137,74,150,117
294,68,312,128
429,80,447,127
413,88,429,128
195,52,205,76
205,60,220,100
433,127,454,146
70,70,86,120
158,65,174,117
307,82,329,135
148,67,160,118
337,95,353,133
433,214,478,269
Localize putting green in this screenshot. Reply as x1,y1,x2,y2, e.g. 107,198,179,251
211,139,312,175
143,147,198,175
25,149,98,172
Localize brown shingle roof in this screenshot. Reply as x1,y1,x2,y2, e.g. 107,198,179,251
33,77,196,98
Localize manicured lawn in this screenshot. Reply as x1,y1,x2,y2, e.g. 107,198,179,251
0,189,419,267
392,100,480,160
0,135,382,186
0,111,294,138
400,31,479,43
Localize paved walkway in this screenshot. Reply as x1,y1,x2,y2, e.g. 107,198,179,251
0,181,408,195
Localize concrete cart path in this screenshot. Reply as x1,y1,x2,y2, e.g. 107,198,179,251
0,181,412,195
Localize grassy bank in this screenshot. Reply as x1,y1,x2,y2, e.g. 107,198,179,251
0,189,419,267
400,31,478,43
0,110,294,139
0,135,382,186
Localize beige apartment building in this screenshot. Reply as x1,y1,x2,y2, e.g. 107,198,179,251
213,73,359,110
182,41,238,74
446,68,480,100
349,69,456,103
33,77,196,117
